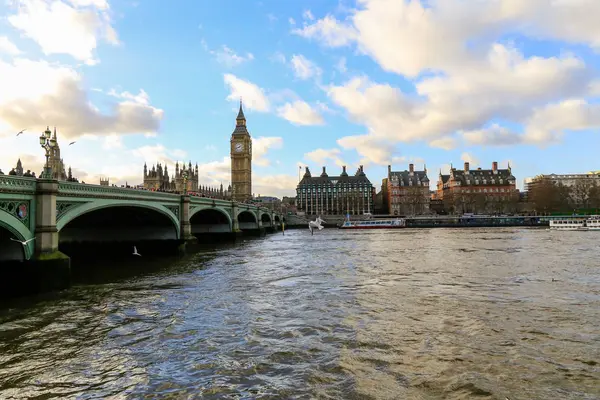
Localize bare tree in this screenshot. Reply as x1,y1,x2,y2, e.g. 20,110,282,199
570,179,596,209
404,186,427,215
529,178,571,214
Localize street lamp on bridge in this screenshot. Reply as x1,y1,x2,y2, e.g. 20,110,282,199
182,169,189,195
39,126,56,179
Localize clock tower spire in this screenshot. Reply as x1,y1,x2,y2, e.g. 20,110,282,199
230,99,252,202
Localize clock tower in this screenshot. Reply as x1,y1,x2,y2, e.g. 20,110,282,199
230,100,252,202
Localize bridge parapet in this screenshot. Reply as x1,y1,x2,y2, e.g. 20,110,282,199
58,181,180,201
0,175,37,194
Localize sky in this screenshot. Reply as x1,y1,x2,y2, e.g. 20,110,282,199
1,0,600,197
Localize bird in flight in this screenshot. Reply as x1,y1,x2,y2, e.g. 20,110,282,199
16,129,26,136
69,141,76,145
133,246,141,256
10,237,35,245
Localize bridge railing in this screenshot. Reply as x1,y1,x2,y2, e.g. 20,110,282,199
189,196,233,208
0,175,37,193
58,181,180,201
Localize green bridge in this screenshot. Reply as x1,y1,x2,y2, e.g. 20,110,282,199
0,175,283,295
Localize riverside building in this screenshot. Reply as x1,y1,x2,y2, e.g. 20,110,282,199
436,161,518,214
383,163,431,216
296,165,374,216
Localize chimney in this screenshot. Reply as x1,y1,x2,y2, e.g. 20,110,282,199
464,162,470,172
342,166,347,173
492,161,498,172
360,165,364,172
322,166,326,174
409,163,414,173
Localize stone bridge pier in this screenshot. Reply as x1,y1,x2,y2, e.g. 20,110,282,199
0,176,283,298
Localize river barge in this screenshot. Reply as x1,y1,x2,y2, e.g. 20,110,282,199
339,218,406,229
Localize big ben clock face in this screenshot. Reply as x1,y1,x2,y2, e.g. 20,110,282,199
234,142,244,152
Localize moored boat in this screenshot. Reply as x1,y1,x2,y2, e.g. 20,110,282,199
339,218,406,229
549,216,600,231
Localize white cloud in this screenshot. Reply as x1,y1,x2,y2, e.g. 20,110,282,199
132,144,188,165
0,58,164,140
253,174,298,198
277,101,324,125
523,98,600,145
0,36,21,55
223,74,271,112
292,15,356,47
288,17,296,26
271,52,286,64
295,0,600,151
8,0,118,64
429,137,458,150
107,88,150,105
461,124,522,147
304,148,346,167
290,54,322,80
337,134,393,166
294,0,600,77
252,136,283,167
102,133,122,149
460,152,480,167
336,57,347,73
589,80,600,97
302,10,315,21
326,42,593,149
211,45,254,68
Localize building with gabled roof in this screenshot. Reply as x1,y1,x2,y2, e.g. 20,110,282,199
296,165,374,216
384,163,431,216
436,161,518,214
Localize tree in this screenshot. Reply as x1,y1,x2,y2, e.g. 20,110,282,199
442,191,457,214
404,186,428,215
529,178,570,214
570,179,597,209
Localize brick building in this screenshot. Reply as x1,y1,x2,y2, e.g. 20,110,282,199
384,163,431,216
436,161,518,214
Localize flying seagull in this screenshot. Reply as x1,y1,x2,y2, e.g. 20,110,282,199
69,141,76,145
10,237,35,245
16,129,26,136
132,246,141,256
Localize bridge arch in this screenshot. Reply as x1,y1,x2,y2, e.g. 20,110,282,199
237,210,258,230
260,213,272,225
0,211,33,260
274,215,281,223
57,201,180,241
189,207,232,233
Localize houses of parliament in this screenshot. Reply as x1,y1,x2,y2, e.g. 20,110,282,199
142,101,253,201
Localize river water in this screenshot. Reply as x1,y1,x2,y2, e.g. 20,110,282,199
1,228,599,399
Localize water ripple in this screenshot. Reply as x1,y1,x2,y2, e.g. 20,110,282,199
0,228,599,399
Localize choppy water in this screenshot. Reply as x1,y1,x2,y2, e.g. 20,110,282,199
1,228,600,399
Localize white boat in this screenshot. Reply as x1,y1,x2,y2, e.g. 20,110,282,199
339,218,406,229
549,216,600,231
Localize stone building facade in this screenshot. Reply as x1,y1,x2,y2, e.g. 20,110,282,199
436,161,518,214
385,163,430,216
296,165,374,216
143,161,199,193
47,128,68,181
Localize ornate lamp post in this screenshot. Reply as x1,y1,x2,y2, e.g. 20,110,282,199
39,126,56,179
182,169,189,195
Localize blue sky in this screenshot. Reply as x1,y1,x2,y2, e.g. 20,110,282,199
1,0,600,196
